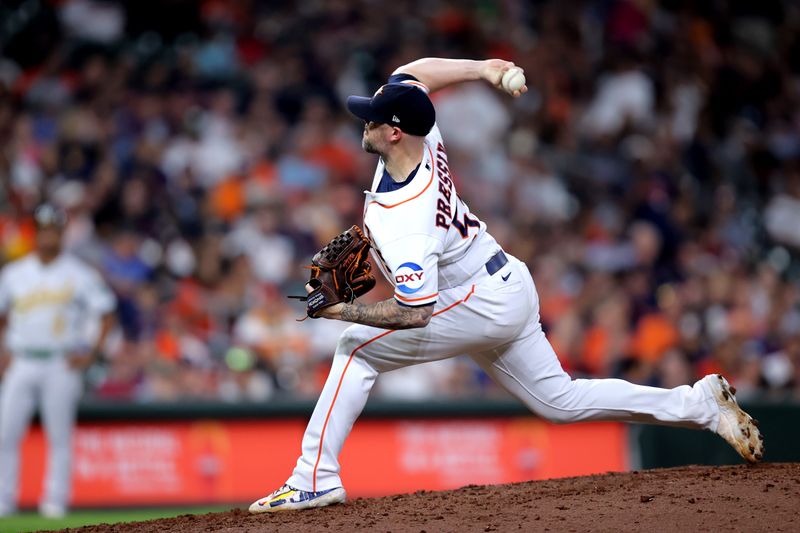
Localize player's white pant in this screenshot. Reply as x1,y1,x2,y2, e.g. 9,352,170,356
286,255,721,492
0,356,82,512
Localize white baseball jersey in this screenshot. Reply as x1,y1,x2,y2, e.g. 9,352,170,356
0,253,116,354
363,115,501,307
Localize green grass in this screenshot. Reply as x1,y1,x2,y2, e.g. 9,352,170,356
0,506,235,533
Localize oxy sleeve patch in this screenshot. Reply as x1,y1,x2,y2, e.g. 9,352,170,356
394,262,425,294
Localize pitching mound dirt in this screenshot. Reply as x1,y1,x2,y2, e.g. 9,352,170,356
66,463,799,532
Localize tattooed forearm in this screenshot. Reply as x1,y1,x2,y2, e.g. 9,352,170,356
340,299,433,329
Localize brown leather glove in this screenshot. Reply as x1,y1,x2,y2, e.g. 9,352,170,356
291,225,376,318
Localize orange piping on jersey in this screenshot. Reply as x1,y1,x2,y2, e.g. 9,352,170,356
367,146,435,209
395,291,439,303
402,80,429,92
311,283,476,491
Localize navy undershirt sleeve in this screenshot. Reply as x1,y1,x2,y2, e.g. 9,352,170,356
375,163,421,193
387,73,420,85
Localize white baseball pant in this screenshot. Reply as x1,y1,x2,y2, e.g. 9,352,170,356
287,254,720,492
0,356,82,512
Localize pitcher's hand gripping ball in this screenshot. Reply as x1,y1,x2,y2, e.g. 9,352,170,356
291,225,376,318
501,67,526,94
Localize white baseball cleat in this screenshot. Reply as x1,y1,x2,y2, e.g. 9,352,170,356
702,374,764,463
249,484,346,513
38,502,66,518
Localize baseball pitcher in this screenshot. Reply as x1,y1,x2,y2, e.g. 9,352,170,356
0,205,116,517
249,58,764,513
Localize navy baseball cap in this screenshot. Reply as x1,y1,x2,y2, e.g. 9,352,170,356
346,83,435,137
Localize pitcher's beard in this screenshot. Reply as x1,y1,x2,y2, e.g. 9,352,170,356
362,138,381,155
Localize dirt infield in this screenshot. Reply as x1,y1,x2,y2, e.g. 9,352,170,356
67,463,799,533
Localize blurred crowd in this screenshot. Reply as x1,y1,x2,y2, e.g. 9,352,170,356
1,0,799,403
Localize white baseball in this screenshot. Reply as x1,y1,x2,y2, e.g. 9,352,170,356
501,67,526,93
